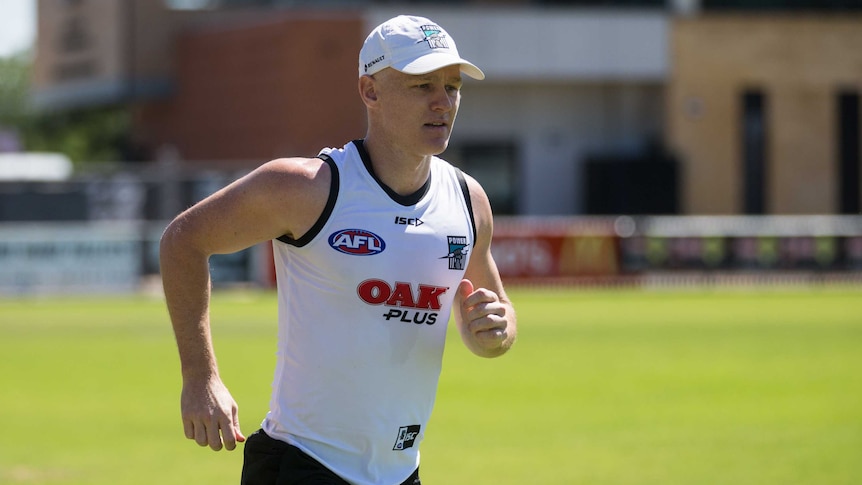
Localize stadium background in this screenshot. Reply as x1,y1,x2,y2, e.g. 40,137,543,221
2,0,861,294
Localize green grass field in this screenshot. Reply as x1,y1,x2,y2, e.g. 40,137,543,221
1,286,860,484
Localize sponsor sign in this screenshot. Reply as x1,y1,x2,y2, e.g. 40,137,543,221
490,216,862,282
357,279,448,325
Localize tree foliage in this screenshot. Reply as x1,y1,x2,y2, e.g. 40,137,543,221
0,54,31,127
0,53,132,164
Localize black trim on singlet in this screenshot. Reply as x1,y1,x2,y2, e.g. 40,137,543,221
455,168,477,246
275,154,339,247
352,139,431,207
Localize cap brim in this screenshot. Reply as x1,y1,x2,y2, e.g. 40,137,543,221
394,52,485,80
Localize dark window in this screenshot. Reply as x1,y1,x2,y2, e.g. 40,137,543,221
838,91,860,214
583,150,679,215
742,90,768,214
454,143,519,215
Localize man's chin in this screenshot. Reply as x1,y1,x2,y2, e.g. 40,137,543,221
424,138,450,156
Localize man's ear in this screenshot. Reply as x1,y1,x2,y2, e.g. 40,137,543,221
358,75,378,106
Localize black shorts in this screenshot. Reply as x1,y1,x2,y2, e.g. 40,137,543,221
240,429,421,485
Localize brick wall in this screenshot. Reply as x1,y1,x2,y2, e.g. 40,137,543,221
136,12,366,163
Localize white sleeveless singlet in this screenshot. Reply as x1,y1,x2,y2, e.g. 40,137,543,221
262,140,475,485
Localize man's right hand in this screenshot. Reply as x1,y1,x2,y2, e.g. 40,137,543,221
181,377,246,451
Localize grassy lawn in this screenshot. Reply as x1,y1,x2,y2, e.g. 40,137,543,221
1,286,860,484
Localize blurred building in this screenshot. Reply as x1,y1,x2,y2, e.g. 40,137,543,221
669,13,862,215
29,0,862,217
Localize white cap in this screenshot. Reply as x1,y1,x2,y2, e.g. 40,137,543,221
359,15,485,80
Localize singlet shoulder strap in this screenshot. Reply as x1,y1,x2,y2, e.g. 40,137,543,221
276,153,340,246
455,168,477,246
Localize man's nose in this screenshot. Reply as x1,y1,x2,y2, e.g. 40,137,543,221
430,86,455,111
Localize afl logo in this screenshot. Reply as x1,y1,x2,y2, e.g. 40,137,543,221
329,229,386,256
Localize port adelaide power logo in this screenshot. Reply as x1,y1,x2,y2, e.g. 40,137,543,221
418,24,448,50
441,236,468,270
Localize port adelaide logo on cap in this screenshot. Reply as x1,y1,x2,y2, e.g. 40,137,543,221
328,229,386,256
418,24,448,50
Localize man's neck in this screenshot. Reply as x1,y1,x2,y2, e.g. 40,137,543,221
361,136,433,197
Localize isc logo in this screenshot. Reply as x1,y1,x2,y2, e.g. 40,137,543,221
328,229,386,256
394,216,424,227
392,425,421,450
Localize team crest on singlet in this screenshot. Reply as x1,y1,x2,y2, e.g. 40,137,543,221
441,236,468,270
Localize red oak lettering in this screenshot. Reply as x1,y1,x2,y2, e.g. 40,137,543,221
357,279,447,310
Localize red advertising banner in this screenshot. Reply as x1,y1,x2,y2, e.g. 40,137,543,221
491,218,621,282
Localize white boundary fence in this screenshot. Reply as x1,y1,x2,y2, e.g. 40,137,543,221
0,221,267,296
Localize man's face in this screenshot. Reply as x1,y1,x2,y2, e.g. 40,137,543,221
370,65,463,157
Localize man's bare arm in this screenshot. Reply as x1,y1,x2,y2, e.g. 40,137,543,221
159,157,330,450
454,174,517,358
